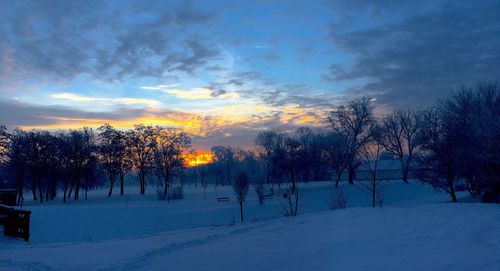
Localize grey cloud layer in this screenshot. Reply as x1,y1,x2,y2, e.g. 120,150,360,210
325,0,500,107
0,0,220,86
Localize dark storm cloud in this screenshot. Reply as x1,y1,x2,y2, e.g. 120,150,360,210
0,0,220,85
325,1,500,107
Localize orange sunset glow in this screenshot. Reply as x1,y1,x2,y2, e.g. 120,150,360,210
183,152,214,167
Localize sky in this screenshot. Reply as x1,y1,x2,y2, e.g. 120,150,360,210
0,0,499,150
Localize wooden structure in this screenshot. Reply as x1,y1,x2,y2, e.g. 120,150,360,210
0,204,31,241
0,189,17,206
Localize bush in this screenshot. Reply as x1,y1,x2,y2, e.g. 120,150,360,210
329,187,347,210
481,182,500,203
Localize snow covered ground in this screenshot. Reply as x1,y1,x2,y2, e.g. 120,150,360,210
1,181,499,270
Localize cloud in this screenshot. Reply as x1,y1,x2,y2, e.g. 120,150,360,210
167,88,239,99
51,93,100,102
325,1,500,107
51,93,160,107
140,84,180,90
0,1,221,85
0,98,328,148
141,85,239,99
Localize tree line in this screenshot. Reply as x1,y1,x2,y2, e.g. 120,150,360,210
187,83,499,204
0,83,498,205
0,124,191,204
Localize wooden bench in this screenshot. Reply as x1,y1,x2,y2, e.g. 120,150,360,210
217,197,230,202
0,189,17,206
0,204,31,242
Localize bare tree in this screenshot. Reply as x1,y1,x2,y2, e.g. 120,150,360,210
153,127,191,198
6,129,29,204
232,172,249,223
323,132,349,187
417,108,459,202
23,130,56,202
127,125,156,195
380,109,422,183
66,128,96,201
358,126,388,208
427,83,500,201
284,136,300,194
97,124,123,197
255,130,283,184
117,131,131,196
277,135,301,217
328,97,375,184
295,127,315,183
211,146,235,186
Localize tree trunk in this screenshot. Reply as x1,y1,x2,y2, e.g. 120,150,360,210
401,160,409,183
63,179,68,203
108,179,115,197
266,163,271,184
372,180,376,208
139,170,146,195
293,187,299,216
32,179,37,201
16,174,24,205
348,165,355,184
120,173,124,195
51,177,57,200
74,172,80,201
447,166,458,202
448,176,458,202
335,170,342,188
38,178,44,203
450,189,458,202
239,201,244,223
68,182,74,200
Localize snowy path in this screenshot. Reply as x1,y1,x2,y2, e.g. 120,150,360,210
1,203,499,271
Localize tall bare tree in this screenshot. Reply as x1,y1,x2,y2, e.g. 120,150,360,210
323,132,349,187
417,108,459,202
66,128,96,201
232,172,249,223
211,146,235,186
97,124,124,197
127,125,156,195
153,127,191,197
358,126,387,208
328,97,375,184
380,109,421,183
255,130,283,184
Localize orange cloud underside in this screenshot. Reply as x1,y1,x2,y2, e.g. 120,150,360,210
17,105,328,137
19,115,209,136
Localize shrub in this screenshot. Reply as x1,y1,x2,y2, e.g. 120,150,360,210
329,187,347,210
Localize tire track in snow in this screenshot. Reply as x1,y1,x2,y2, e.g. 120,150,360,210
0,260,56,271
99,227,252,271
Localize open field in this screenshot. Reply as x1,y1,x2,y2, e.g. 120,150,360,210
1,181,499,271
